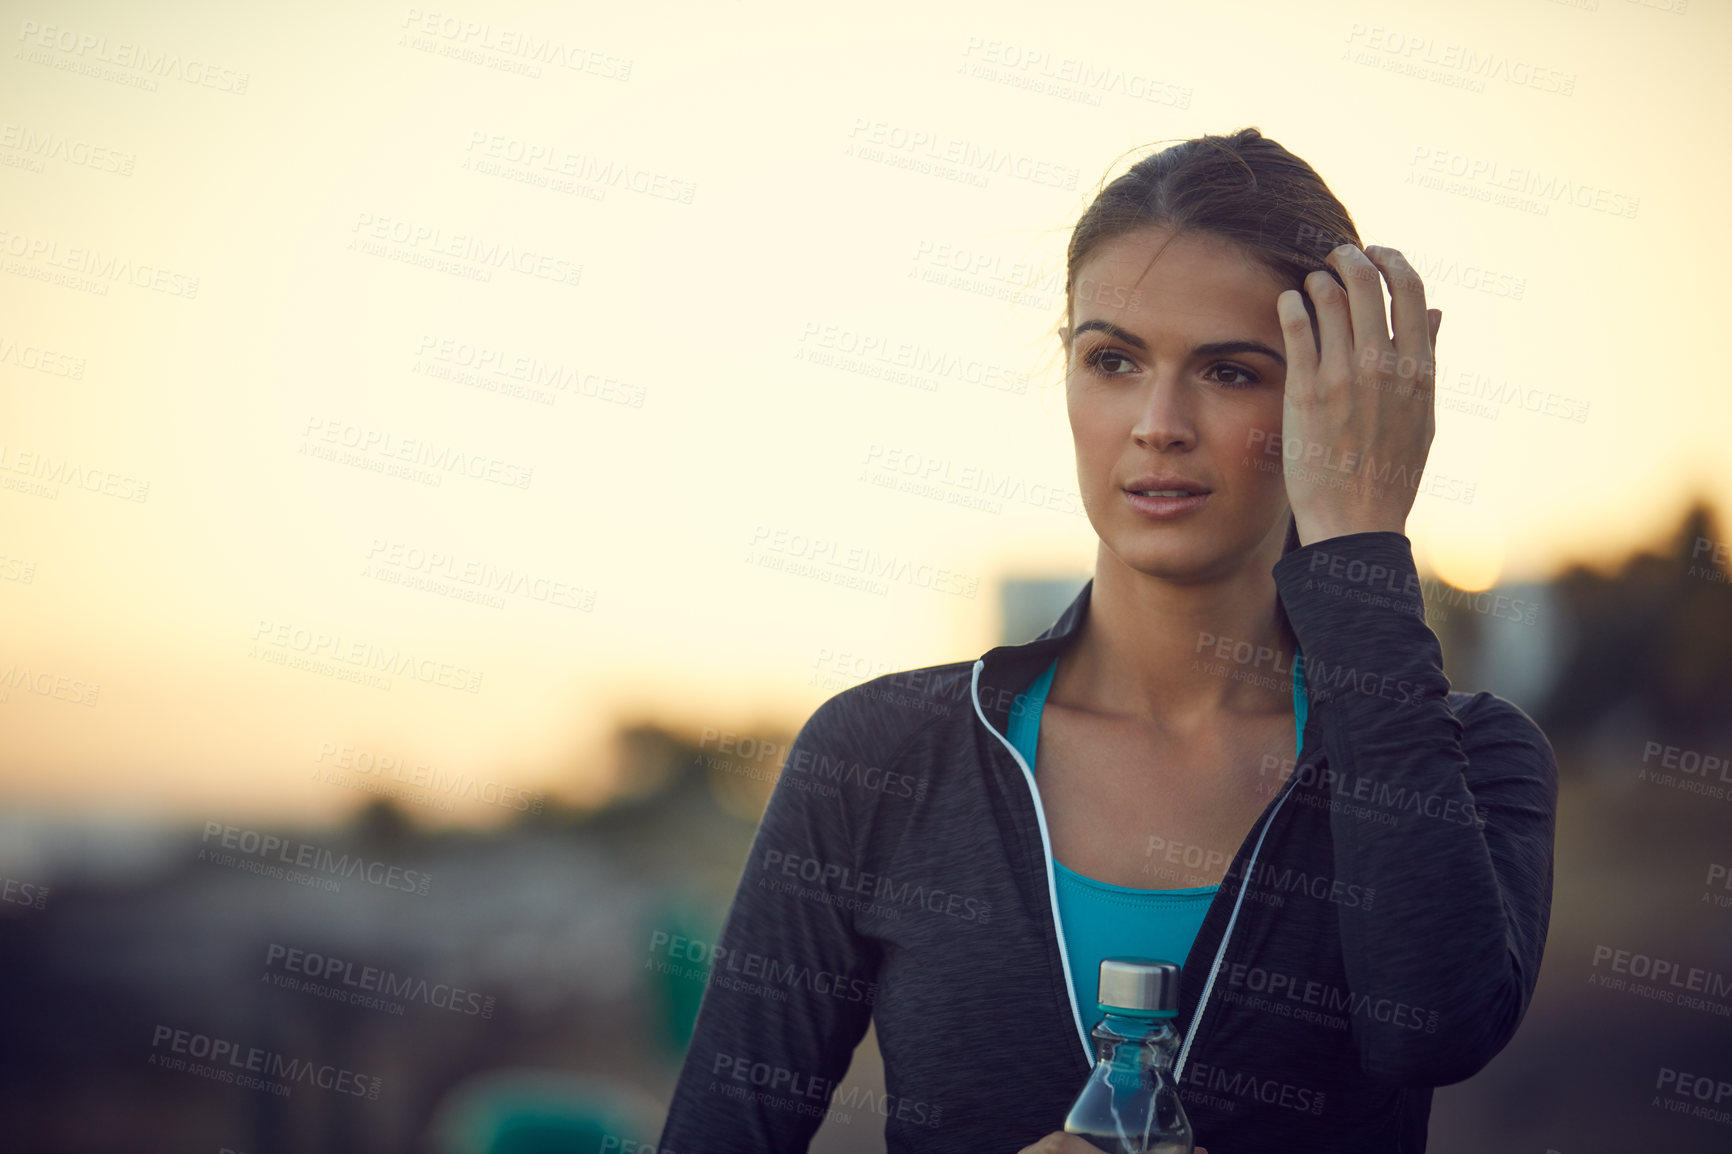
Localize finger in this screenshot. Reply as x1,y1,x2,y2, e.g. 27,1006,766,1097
1428,308,1442,348
1364,246,1430,371
1325,243,1394,353
1304,267,1354,392
1276,288,1318,395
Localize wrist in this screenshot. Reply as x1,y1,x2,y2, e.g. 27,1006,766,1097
1293,518,1408,547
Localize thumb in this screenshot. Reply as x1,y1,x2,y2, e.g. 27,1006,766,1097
1427,308,1442,348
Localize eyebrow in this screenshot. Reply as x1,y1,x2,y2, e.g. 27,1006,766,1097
1070,320,1286,367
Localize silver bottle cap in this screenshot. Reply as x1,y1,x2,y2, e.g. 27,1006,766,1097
1097,957,1181,1015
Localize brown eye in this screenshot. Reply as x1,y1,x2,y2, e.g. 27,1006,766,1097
1083,347,1136,375
1208,364,1258,389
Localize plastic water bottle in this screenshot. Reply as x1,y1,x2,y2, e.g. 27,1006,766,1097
1062,957,1194,1153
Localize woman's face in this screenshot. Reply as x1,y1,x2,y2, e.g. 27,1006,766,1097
1065,226,1295,584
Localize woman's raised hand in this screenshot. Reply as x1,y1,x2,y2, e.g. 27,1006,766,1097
1275,243,1444,547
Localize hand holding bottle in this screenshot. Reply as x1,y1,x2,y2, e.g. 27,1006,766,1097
1058,958,1197,1153
1017,1136,1208,1154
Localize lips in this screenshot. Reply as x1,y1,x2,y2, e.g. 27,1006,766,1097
1123,475,1211,496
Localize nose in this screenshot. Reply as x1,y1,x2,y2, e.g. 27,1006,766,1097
1130,373,1197,451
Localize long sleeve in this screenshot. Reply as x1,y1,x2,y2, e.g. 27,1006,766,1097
1271,531,1558,1087
658,695,883,1152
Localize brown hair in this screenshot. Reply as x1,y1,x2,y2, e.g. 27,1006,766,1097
1064,126,1361,333
1061,127,1361,557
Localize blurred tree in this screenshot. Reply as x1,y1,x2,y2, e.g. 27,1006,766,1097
1536,498,1732,746
350,796,416,850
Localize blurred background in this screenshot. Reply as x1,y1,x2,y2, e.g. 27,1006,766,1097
2,0,1729,1150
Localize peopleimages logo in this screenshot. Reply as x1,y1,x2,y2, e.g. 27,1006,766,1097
1654,1065,1732,1127
0,226,199,299
760,851,991,922
1227,858,1376,911
250,617,484,694
746,524,979,600
314,742,545,813
15,20,249,93
1256,754,1486,829
697,726,927,801
1220,963,1440,1034
149,1024,380,1099
1181,1060,1326,1116
708,1054,944,1128
845,117,1078,190
1,874,48,910
264,944,495,1018
200,822,432,896
648,931,879,1006
1589,944,1732,1016
0,443,150,502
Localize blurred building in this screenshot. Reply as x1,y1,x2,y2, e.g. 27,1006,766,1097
1440,580,1564,715
999,576,1089,645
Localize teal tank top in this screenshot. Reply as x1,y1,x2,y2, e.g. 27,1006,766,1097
1006,649,1308,1037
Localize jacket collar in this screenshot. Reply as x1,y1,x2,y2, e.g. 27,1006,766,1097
972,513,1304,735
971,577,1095,737
970,566,1310,753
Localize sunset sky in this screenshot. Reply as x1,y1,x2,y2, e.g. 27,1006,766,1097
2,0,1725,825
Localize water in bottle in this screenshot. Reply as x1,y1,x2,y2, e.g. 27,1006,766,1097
1062,957,1194,1153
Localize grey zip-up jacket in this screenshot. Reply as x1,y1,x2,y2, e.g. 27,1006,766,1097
658,531,1558,1153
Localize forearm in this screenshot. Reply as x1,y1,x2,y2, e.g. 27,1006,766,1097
1273,531,1557,1085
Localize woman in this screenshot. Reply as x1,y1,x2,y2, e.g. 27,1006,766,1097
657,127,1558,1154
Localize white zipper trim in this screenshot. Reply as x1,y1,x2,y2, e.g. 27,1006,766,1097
971,657,1093,1067
972,654,1304,1082
1172,779,1297,1085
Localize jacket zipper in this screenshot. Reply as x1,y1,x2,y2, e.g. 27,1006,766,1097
970,657,1307,1082
1173,771,1301,1083
970,658,1093,1068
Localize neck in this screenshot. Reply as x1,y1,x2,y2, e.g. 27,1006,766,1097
1058,536,1298,732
